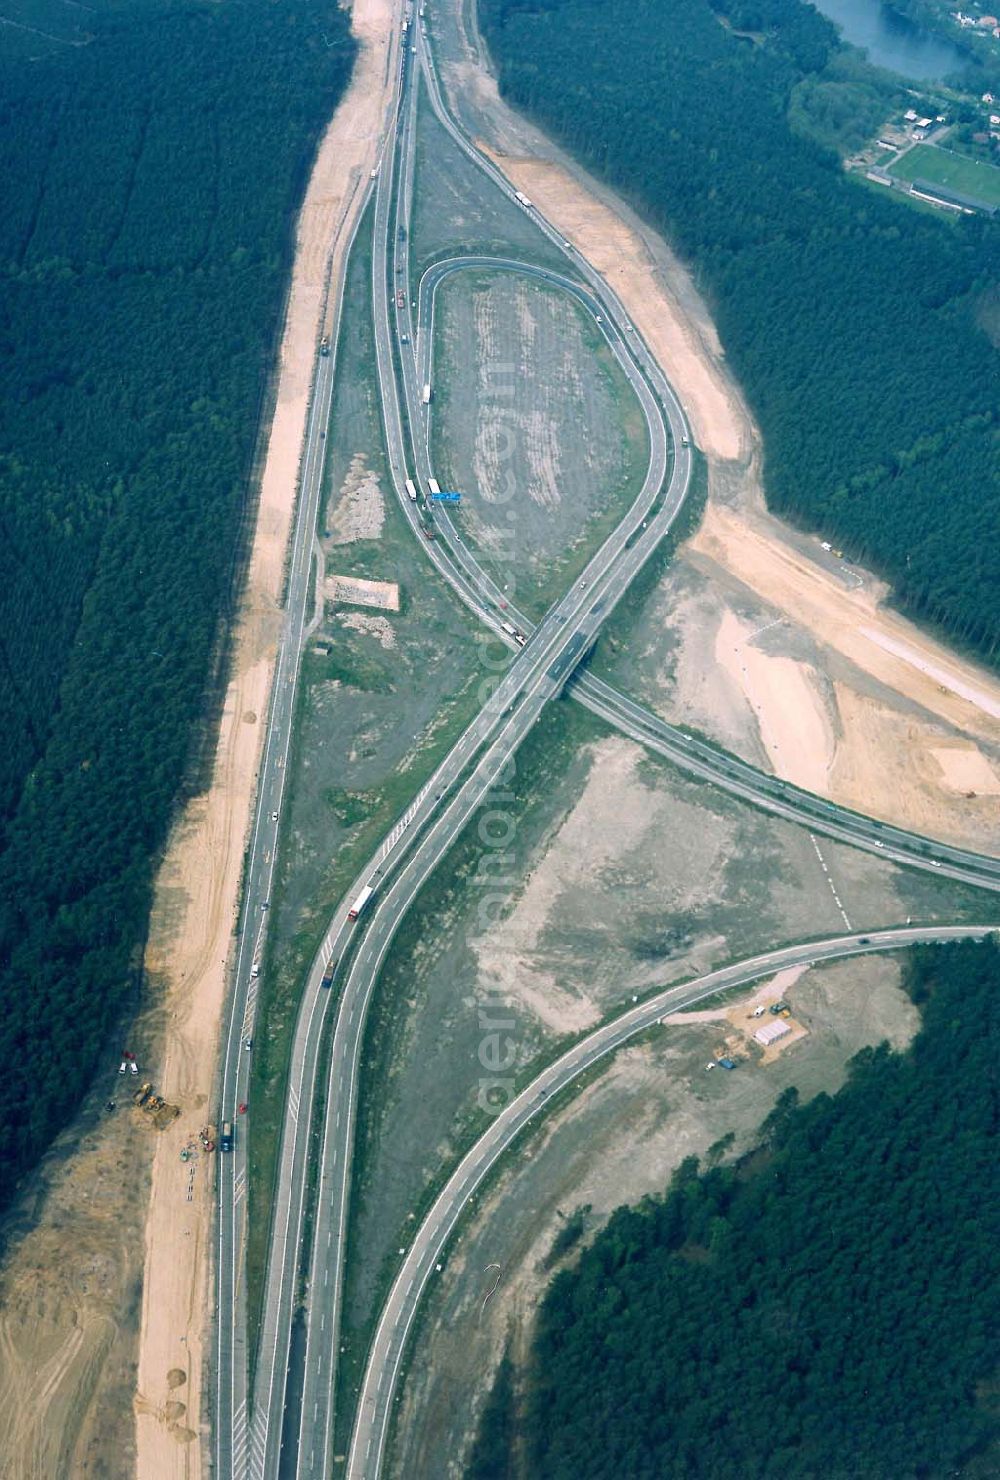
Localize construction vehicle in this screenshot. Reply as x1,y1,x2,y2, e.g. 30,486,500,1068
133,1080,180,1127
321,958,338,989
770,1002,789,1015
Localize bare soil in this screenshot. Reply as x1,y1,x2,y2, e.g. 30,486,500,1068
434,0,1000,854
134,4,400,1473
0,4,398,1478
390,952,920,1478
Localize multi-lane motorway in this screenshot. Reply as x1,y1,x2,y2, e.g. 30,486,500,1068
213,5,1000,1479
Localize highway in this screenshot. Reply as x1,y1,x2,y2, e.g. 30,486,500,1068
212,3,1000,1478
213,179,371,1477
348,922,998,1477
244,16,689,1480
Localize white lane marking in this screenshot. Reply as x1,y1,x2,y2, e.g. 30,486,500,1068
811,834,852,930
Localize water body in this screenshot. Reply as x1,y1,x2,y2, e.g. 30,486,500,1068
810,0,972,81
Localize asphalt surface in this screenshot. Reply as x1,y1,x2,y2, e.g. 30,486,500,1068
214,195,365,1478
347,923,997,1477
244,19,689,1480
212,8,1000,1480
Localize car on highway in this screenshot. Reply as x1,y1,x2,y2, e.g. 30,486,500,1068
271,810,279,822
243,1037,253,1051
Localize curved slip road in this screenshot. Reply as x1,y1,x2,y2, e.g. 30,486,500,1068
247,20,684,1479
215,6,1000,1479
348,923,997,1478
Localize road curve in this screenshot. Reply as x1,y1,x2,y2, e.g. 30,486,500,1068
215,3,1000,1477
349,923,997,1477
247,23,686,1480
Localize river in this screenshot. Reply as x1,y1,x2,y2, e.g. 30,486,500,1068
810,0,973,81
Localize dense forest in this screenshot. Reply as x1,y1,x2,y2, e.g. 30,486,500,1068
480,0,1000,660
468,939,1000,1478
0,0,354,1211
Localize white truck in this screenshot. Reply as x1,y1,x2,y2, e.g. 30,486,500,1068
348,884,375,922
501,620,527,647
514,190,533,208
404,477,418,501
421,383,432,405
426,477,441,497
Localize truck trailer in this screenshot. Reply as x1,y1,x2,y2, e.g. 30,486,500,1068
404,477,418,502
348,884,375,921
421,383,432,405
426,477,440,497
320,958,338,989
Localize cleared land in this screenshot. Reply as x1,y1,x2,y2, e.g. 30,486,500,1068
431,271,649,615
131,0,400,1472
390,950,922,1477
337,704,989,1448
0,1,397,1472
243,197,483,1351
594,497,1000,854
889,144,1000,207
410,80,568,277
423,0,1000,856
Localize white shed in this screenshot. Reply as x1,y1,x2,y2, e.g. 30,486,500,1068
755,1019,791,1047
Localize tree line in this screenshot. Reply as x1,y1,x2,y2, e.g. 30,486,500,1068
0,0,354,1213
480,0,1000,662
467,939,1000,1477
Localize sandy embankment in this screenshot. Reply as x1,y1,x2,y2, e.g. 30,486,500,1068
133,2,397,1475
478,146,1000,849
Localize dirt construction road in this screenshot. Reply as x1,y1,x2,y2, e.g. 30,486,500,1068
133,5,398,1476
464,78,1000,852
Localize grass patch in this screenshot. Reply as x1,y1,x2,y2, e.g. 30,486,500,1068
888,144,1000,208
430,270,654,620
333,697,609,1453
243,196,485,1366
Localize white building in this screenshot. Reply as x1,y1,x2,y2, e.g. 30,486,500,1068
755,1019,792,1047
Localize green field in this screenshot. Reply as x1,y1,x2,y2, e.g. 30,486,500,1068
889,144,1000,209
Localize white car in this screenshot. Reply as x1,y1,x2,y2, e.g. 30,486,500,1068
251,963,260,979
271,811,279,822
243,1037,253,1051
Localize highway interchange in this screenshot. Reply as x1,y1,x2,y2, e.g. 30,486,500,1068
214,5,1000,1479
